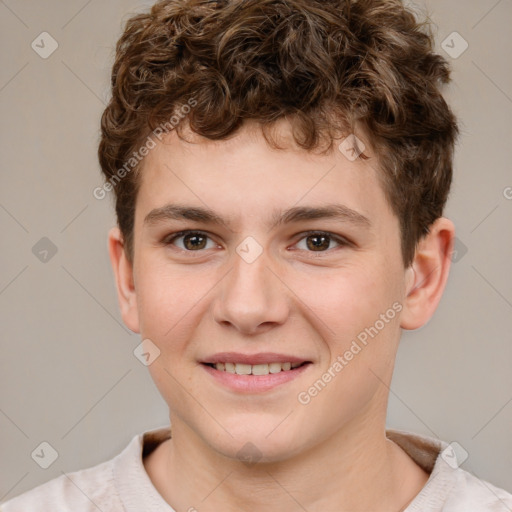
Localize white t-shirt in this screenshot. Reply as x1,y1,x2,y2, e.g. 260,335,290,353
2,426,512,511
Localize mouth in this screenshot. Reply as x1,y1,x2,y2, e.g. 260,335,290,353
200,354,313,393
201,361,310,375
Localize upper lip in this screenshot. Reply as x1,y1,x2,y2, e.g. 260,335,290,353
201,352,311,365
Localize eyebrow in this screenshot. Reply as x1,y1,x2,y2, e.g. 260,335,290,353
143,203,372,231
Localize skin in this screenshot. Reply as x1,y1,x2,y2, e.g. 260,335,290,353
109,119,455,512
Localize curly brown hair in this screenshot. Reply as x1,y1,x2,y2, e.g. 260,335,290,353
98,0,459,268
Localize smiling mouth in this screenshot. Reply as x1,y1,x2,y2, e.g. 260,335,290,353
202,361,311,376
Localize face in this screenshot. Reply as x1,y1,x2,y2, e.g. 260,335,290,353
117,120,416,462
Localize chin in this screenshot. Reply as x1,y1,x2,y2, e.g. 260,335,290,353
205,423,303,465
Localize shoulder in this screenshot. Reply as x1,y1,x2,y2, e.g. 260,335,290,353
0,431,146,512
0,457,120,512
386,429,512,511
444,468,512,511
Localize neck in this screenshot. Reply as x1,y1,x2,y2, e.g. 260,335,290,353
145,413,429,512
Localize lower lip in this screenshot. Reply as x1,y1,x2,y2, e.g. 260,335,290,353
200,363,312,393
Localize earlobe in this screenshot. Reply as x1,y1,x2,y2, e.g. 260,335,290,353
108,226,140,333
400,217,455,331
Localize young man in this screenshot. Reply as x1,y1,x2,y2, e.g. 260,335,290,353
2,0,511,510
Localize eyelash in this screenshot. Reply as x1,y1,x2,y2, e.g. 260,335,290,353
162,230,351,256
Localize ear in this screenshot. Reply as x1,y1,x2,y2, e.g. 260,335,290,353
400,217,455,330
108,226,140,333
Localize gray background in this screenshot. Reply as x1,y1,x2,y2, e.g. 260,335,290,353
1,0,511,500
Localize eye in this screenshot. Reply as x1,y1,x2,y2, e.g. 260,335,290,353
293,231,349,253
163,230,217,252
162,230,350,255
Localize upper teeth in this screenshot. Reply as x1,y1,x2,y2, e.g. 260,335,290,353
214,362,302,375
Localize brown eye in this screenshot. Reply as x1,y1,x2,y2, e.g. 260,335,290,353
295,231,348,253
306,233,330,251
165,231,216,251
182,233,207,250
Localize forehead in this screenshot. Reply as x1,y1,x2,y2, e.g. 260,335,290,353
134,122,395,232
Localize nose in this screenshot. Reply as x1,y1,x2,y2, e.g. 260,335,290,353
211,249,290,335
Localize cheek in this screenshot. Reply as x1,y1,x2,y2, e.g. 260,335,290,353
299,276,403,428
137,267,205,406
135,259,201,336
301,261,403,365
300,260,389,325
134,263,217,388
